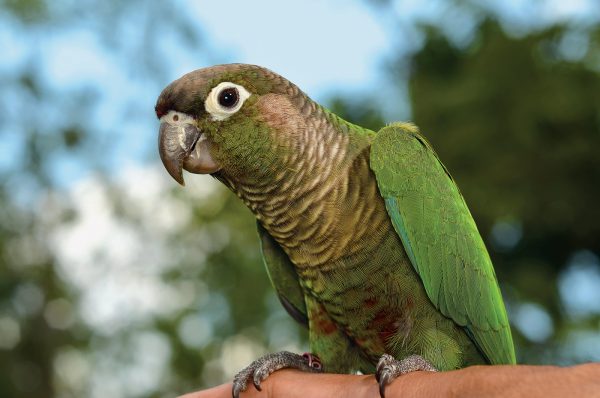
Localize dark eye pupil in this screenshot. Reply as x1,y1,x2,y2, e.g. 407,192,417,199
218,88,239,108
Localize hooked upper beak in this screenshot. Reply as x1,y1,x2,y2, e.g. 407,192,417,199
158,121,220,185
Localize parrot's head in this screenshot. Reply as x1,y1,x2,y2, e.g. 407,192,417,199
155,63,310,186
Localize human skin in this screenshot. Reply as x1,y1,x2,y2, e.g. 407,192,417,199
178,364,600,398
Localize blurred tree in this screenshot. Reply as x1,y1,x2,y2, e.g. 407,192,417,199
409,19,600,363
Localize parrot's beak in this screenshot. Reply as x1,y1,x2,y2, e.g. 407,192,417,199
158,121,221,185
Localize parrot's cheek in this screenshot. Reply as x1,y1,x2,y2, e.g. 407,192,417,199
183,136,221,174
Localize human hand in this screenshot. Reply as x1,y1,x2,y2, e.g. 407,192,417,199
178,363,600,398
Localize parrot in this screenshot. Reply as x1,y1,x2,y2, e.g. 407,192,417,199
155,64,516,398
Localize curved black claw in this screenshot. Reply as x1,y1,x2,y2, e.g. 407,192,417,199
232,351,323,398
375,354,437,398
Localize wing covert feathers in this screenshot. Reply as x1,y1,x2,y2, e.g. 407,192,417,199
370,123,516,365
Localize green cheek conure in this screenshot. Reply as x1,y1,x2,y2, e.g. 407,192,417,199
155,64,516,398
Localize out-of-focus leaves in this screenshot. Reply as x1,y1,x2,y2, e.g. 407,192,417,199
328,97,387,132
409,18,600,267
406,19,600,362
1,0,47,23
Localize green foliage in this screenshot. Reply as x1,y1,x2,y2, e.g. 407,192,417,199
407,19,600,361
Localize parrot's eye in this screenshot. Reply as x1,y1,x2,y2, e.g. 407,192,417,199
205,82,251,121
218,87,239,108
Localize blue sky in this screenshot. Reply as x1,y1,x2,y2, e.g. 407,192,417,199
0,0,398,191
188,0,394,95
0,0,598,192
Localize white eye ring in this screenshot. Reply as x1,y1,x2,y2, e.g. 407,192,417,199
205,82,251,121
159,110,195,125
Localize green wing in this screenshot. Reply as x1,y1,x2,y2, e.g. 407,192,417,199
257,222,308,327
370,123,516,365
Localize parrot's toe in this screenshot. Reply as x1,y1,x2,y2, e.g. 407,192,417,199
231,351,322,398
375,354,437,398
252,362,271,391
232,366,253,398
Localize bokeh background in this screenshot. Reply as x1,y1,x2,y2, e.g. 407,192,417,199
1,0,599,397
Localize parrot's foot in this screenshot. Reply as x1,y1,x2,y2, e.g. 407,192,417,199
375,353,437,398
232,351,322,398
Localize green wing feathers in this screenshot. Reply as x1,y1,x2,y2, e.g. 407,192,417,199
370,123,516,365
257,223,308,327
